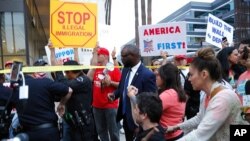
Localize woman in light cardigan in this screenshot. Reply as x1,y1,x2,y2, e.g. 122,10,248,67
168,47,248,141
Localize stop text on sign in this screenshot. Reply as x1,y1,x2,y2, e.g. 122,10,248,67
50,0,97,48
57,11,90,24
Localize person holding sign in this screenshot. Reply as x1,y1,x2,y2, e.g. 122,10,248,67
87,47,121,141
221,37,229,48
216,47,243,88
167,47,248,141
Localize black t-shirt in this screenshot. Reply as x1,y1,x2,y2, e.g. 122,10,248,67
0,84,12,104
0,84,13,114
135,125,165,141
15,75,69,126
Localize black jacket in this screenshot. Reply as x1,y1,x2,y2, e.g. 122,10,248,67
55,72,93,114
135,125,165,141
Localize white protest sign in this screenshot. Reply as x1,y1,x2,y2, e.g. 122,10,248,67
78,48,93,65
78,24,115,65
55,48,75,63
205,13,234,48
45,46,52,65
98,24,114,51
45,46,75,65
139,22,187,56
98,24,120,61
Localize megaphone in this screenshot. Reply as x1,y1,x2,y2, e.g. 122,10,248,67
98,62,114,80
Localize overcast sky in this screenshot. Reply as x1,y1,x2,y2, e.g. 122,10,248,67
111,0,215,48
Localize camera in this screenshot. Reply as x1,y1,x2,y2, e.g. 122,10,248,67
10,61,23,84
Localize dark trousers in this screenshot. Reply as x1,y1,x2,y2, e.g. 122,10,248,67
26,127,60,141
123,118,136,141
69,118,96,141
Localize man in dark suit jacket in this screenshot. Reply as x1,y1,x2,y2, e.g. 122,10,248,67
108,44,157,141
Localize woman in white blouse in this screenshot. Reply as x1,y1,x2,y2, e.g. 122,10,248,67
168,47,248,141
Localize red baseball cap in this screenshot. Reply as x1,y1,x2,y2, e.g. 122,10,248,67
175,55,186,61
5,61,13,67
98,47,109,56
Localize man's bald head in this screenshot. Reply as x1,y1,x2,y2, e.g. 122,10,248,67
122,44,141,57
121,44,141,67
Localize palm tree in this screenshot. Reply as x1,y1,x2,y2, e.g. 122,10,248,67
135,0,139,47
147,0,152,25
141,0,146,25
105,0,112,25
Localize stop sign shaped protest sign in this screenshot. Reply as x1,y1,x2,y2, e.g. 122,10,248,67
50,0,97,48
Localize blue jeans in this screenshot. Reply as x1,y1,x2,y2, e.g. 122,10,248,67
9,113,20,138
93,108,119,141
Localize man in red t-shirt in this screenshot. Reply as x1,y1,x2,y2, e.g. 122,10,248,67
87,47,121,141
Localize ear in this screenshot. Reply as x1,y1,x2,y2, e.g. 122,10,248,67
200,70,209,80
141,113,147,120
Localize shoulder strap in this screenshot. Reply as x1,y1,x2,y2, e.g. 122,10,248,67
205,86,224,108
141,127,159,141
210,86,224,99
179,69,186,80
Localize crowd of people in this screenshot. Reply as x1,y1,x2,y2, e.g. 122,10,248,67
0,38,250,141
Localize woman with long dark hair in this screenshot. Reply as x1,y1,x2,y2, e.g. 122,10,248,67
216,47,243,87
156,63,187,141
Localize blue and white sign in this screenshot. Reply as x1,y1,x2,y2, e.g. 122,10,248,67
206,13,234,48
139,22,187,56
45,46,75,65
55,48,74,63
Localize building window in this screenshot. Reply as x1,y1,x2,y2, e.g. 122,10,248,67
1,12,25,55
1,12,26,68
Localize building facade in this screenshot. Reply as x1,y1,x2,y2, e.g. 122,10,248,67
160,0,250,51
234,0,250,44
0,0,48,69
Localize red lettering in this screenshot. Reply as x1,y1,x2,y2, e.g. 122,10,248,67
144,30,149,36
83,13,90,24
56,11,90,24
160,28,165,34
58,11,65,24
62,58,70,63
149,29,154,35
176,26,181,33
143,26,181,36
155,28,160,34
73,12,82,24
65,11,73,24
169,27,174,33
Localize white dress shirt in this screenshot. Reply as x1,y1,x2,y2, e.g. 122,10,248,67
128,61,141,86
